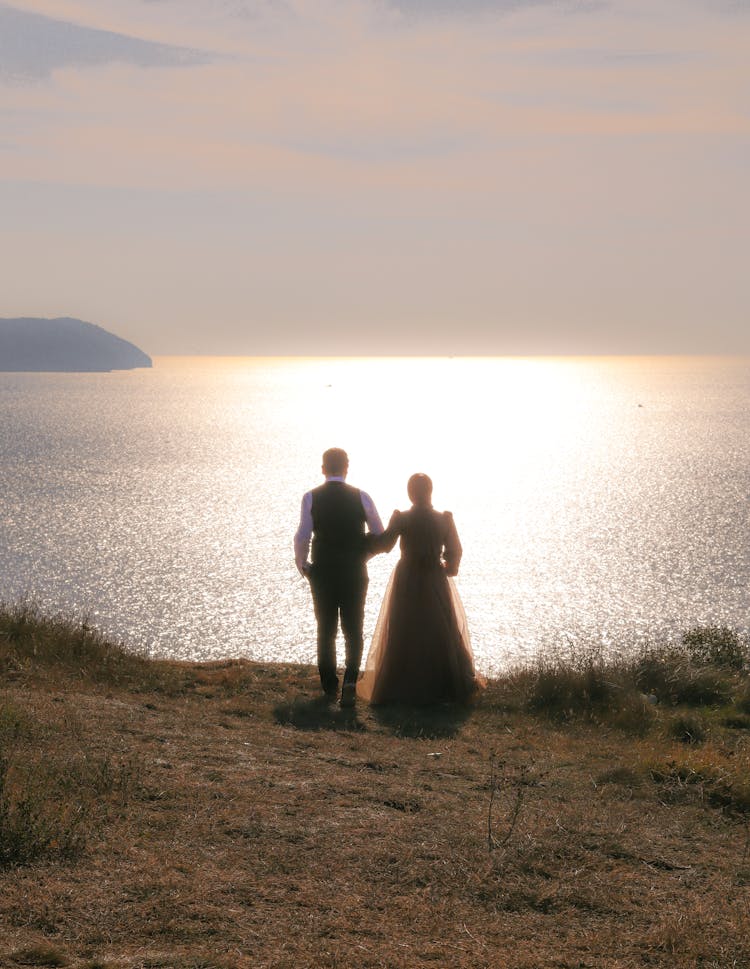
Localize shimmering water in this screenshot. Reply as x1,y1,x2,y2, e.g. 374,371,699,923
1,356,749,672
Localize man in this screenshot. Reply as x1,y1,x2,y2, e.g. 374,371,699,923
294,448,383,707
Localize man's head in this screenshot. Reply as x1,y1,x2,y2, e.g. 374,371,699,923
322,447,349,478
407,473,433,506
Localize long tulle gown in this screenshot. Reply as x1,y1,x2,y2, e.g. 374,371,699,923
358,505,484,705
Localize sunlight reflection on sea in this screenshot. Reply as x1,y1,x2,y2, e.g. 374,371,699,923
1,355,749,672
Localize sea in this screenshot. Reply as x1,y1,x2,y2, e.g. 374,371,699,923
1,356,749,673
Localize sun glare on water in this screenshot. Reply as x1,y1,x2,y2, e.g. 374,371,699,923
5,355,748,669
233,355,645,668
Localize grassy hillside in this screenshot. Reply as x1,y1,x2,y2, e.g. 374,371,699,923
1,605,749,968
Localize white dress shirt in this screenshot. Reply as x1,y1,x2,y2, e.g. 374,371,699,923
294,475,384,575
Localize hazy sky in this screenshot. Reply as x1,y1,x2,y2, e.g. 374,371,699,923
1,0,748,355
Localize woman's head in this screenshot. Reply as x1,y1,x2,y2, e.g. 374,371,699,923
407,473,433,507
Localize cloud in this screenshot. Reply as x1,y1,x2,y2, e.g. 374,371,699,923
2,0,748,192
383,0,559,20
0,0,748,352
0,3,209,83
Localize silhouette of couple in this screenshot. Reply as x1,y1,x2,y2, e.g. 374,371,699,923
294,448,483,708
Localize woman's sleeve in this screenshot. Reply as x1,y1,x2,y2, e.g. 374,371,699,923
443,511,462,576
368,510,401,555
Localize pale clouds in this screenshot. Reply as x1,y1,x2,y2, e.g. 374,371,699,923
1,0,748,352
3,0,748,189
0,3,209,81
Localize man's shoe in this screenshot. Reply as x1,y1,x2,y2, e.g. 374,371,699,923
340,682,356,708
322,678,339,700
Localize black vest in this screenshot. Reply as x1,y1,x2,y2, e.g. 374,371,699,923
311,481,367,567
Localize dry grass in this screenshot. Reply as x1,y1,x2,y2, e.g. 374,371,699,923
1,609,749,968
0,603,191,695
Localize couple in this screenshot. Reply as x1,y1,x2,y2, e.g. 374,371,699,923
294,447,483,708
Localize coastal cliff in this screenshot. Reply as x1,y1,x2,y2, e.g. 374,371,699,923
0,316,152,372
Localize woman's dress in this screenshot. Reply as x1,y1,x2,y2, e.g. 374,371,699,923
358,506,483,705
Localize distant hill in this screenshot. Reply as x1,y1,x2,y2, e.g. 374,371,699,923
0,317,152,372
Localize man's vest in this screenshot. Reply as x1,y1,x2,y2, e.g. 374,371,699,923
311,481,367,568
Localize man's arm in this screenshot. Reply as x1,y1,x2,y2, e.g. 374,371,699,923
360,491,384,536
361,491,386,558
293,492,313,576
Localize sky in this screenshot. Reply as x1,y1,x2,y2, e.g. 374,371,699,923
0,0,748,356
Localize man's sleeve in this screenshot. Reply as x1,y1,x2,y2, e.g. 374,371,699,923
293,492,313,574
360,491,384,536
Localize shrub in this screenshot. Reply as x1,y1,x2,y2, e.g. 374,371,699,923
668,714,707,744
681,625,748,671
525,657,611,719
631,647,732,706
523,648,646,727
631,648,683,702
607,691,657,735
673,668,733,707
735,681,750,715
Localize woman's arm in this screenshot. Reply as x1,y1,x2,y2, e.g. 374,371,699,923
442,511,462,576
367,510,401,556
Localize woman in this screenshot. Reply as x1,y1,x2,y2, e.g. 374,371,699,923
358,473,484,705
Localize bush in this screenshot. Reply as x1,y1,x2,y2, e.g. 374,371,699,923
735,681,750,715
631,648,682,701
681,625,748,671
631,647,733,707
607,691,657,735
668,714,707,744
523,648,647,727
525,658,611,719
673,667,733,706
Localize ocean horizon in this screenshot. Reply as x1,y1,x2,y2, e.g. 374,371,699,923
2,354,749,672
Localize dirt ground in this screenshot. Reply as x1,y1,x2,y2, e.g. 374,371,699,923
1,659,749,969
